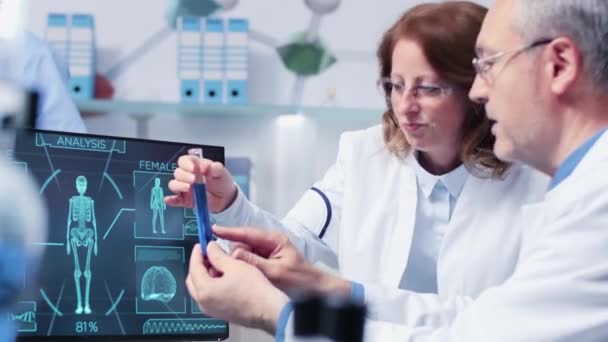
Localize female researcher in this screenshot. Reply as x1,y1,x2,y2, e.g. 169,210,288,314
167,1,548,329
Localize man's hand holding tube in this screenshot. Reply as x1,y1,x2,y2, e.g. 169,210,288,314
213,225,352,297
186,226,354,334
186,242,288,334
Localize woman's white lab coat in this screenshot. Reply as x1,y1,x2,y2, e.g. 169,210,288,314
213,124,549,328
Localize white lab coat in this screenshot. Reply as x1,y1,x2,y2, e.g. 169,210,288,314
0,32,86,133
213,124,549,328
354,130,608,341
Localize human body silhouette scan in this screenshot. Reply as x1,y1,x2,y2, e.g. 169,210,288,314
66,175,98,314
150,178,166,234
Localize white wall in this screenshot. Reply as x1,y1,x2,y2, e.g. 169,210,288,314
25,1,489,341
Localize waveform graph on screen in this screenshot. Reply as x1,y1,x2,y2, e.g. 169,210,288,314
142,318,227,335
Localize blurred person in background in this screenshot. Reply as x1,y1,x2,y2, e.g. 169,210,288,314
0,31,86,132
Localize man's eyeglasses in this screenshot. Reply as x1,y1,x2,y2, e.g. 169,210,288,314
377,77,454,101
472,38,553,82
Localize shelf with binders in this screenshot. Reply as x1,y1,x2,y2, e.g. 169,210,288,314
74,99,383,138
75,99,382,119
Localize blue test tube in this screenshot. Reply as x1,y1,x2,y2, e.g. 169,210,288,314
188,148,214,255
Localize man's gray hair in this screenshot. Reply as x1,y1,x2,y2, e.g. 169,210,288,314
515,0,608,88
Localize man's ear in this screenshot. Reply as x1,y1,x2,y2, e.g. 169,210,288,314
545,37,583,95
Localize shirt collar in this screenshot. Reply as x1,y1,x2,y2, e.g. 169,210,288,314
411,152,469,199
549,128,607,190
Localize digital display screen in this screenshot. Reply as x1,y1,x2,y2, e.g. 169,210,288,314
11,129,229,341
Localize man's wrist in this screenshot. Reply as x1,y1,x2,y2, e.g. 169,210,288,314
260,290,290,334
317,269,351,297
